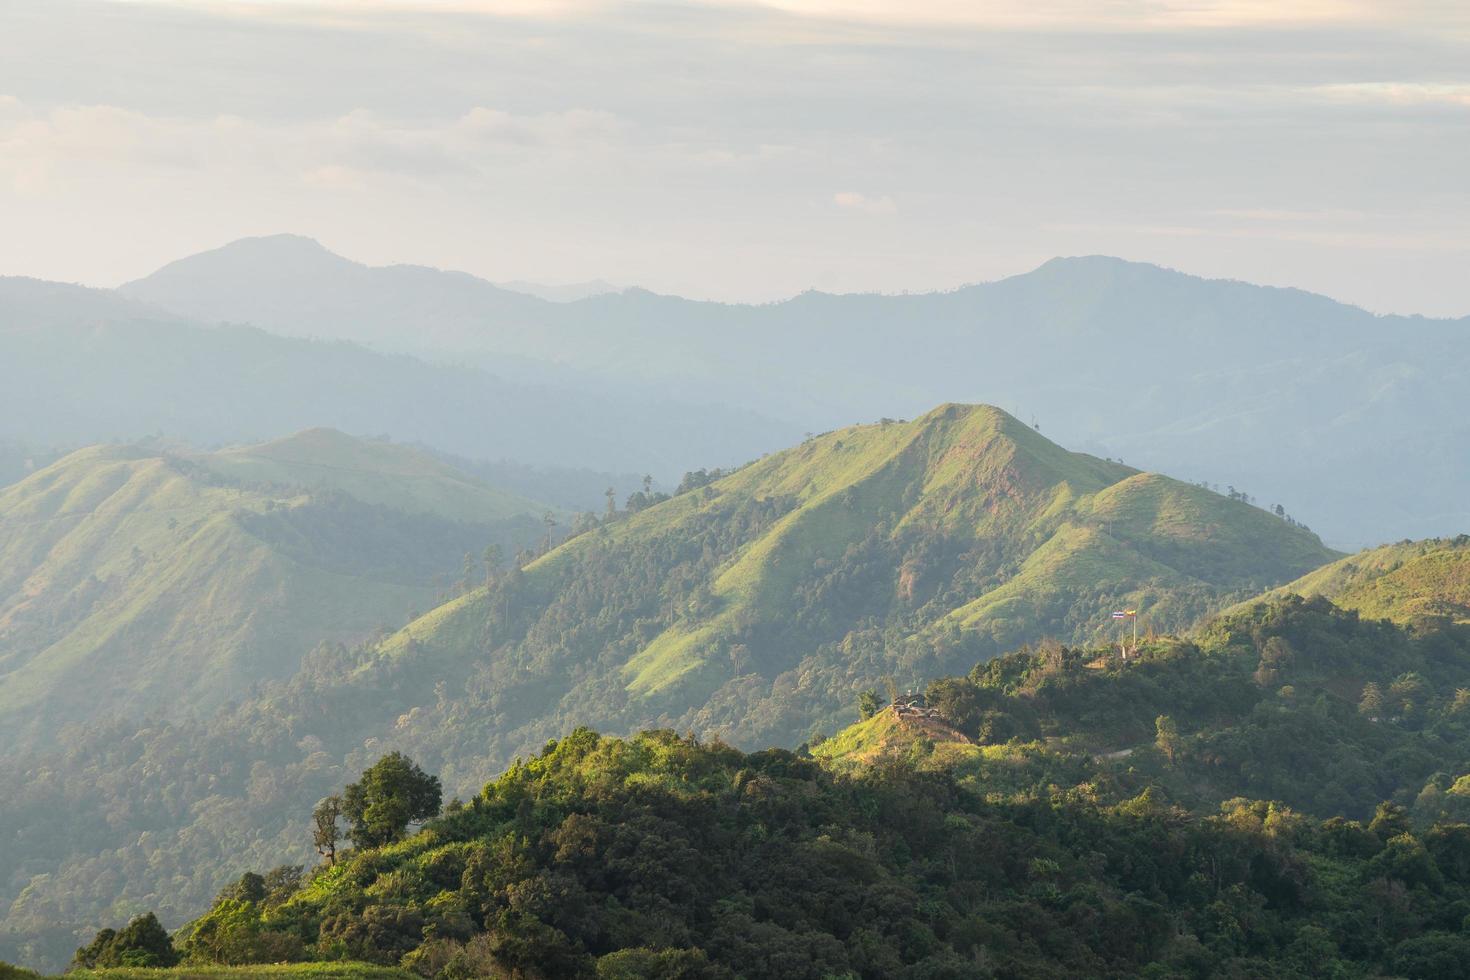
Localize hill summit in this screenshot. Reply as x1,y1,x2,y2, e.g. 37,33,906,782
295,403,1337,787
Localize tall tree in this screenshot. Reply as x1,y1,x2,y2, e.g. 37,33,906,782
342,753,442,849
1155,715,1182,765
312,795,343,865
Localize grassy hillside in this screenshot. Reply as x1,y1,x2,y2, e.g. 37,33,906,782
342,403,1335,779
0,431,548,745
200,429,547,524
1247,536,1470,625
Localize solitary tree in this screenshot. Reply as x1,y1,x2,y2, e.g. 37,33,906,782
312,795,343,865
342,752,442,849
1155,715,1182,765
857,689,882,720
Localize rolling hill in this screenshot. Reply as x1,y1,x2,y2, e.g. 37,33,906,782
285,403,1337,789
1246,536,1470,626
0,430,550,747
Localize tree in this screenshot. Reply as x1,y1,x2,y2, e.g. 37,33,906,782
857,690,882,720
605,486,616,517
73,913,178,969
1359,682,1385,718
1369,801,1413,841
1155,715,1182,765
482,544,502,586
313,794,343,864
342,752,442,849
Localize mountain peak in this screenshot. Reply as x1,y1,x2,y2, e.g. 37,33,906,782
123,234,358,290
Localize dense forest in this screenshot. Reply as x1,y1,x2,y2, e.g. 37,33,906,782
11,594,1470,977
54,712,1470,978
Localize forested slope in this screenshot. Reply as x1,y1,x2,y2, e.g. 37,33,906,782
0,431,548,747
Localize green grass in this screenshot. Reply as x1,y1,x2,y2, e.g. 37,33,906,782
202,428,548,523
0,430,553,738
383,403,1338,705
61,965,411,980
1245,537,1470,624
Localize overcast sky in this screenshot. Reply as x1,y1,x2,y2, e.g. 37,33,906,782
2,0,1468,314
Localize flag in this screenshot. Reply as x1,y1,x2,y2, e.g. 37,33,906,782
1125,609,1137,617
1111,611,1126,619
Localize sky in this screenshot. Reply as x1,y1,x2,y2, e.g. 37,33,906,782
1,0,1468,315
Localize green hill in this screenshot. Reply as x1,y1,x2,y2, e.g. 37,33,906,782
333,403,1335,778
199,429,546,523
812,592,1470,822
1245,536,1470,625
0,431,549,746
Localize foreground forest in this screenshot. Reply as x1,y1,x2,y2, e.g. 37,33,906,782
12,589,1470,976
38,589,1470,978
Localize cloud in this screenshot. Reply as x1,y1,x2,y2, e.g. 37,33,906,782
120,0,1425,31
1311,82,1470,108
0,98,639,195
833,191,896,214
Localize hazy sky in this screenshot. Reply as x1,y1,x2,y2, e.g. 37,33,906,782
2,0,1468,314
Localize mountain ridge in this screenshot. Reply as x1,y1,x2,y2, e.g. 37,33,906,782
106,236,1470,547
320,402,1336,783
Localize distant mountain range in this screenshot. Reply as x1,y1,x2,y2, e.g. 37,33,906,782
0,275,799,483
105,234,1470,548
7,235,1470,543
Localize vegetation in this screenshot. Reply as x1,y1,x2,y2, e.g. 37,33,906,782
0,406,1343,971
72,915,178,971
63,966,410,980
1248,536,1470,626
818,595,1470,822
341,754,442,849
330,403,1335,775
0,430,551,749
91,706,1470,979
30,595,1470,977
